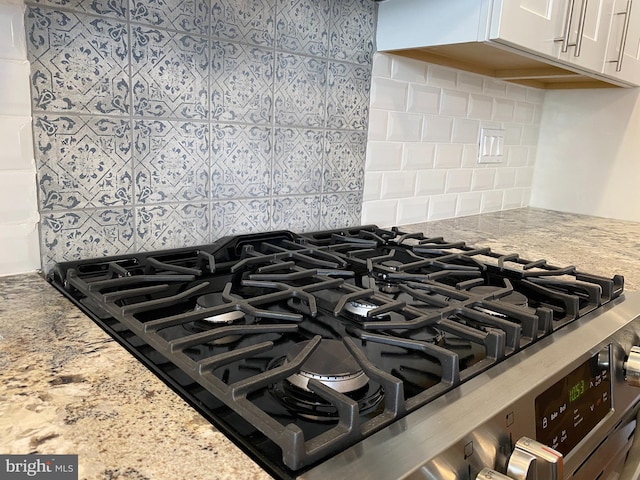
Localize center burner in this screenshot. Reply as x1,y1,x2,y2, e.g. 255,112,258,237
286,340,369,393
270,339,384,422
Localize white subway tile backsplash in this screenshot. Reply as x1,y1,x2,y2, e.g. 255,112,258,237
462,144,479,168
452,118,479,144
363,54,544,226
457,72,484,93
0,3,26,61
445,169,472,193
381,171,417,199
503,188,524,209
0,223,40,276
361,199,398,227
370,77,408,111
427,65,457,89
416,169,446,195
434,143,463,169
372,52,392,78
481,190,504,213
363,171,383,201
506,84,528,101
514,102,535,123
428,194,457,220
391,56,427,83
468,94,493,120
526,87,545,104
388,111,423,141
367,109,388,140
484,78,507,97
0,60,31,116
456,192,482,217
397,196,429,225
515,167,534,187
403,143,435,170
423,114,453,142
507,146,528,167
495,168,517,189
503,124,522,146
0,116,34,170
0,170,38,223
527,147,537,166
366,141,403,170
472,168,496,191
407,84,440,114
440,89,468,117
493,98,516,122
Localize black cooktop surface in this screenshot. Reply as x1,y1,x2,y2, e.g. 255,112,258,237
47,225,624,479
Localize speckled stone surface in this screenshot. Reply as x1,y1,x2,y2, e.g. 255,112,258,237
1,207,639,480
0,275,272,480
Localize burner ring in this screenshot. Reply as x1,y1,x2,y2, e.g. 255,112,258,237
344,299,380,318
285,340,369,394
199,310,244,324
289,369,369,393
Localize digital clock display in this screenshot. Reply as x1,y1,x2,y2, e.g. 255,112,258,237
535,347,612,456
569,379,586,402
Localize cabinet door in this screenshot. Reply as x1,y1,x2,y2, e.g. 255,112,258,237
489,0,570,59
557,0,614,73
603,0,640,85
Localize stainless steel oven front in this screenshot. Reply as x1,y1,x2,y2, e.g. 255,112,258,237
302,292,640,480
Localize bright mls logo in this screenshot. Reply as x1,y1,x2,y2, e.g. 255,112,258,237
0,455,78,480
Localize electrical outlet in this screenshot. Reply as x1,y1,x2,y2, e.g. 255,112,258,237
478,128,505,164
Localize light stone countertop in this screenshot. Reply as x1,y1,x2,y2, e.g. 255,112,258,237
1,207,639,480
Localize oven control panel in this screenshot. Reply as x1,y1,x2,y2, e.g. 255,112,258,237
534,346,612,456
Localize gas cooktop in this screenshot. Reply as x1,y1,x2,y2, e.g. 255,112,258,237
47,225,624,479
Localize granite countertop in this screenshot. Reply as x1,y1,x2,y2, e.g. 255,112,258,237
2,207,640,480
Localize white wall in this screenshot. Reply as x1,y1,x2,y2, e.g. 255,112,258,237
362,53,545,227
531,87,640,222
0,0,40,275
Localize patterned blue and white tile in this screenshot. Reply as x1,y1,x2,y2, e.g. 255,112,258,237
134,120,209,204
320,191,363,230
273,127,322,195
136,203,210,251
211,124,271,199
210,41,273,124
25,0,127,19
33,115,132,210
276,0,329,57
131,26,208,119
26,7,130,115
211,198,271,238
211,0,275,47
329,0,375,65
40,208,135,271
326,61,371,130
322,130,366,192
272,195,320,233
274,52,326,127
130,0,209,35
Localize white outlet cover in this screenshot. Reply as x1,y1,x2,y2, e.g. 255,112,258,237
478,128,505,164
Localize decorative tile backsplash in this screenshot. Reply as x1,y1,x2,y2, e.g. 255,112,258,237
362,54,544,227
25,0,375,271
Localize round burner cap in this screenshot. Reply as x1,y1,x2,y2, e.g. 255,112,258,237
286,340,369,393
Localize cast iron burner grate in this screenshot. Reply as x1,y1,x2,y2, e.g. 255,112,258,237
47,225,624,479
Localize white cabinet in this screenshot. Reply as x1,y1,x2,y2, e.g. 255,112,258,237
603,0,640,83
377,0,640,88
489,0,570,59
